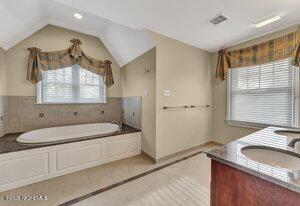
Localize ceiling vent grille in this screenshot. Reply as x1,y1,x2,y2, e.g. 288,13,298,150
209,14,228,25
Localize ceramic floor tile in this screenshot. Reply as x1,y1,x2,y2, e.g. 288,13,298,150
25,192,60,206
70,198,94,206
30,177,61,195
0,143,219,206
0,185,33,206
73,153,211,206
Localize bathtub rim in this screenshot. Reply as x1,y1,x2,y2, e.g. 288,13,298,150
16,122,120,144
0,124,141,155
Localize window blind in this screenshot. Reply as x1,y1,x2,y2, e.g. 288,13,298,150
228,58,295,127
38,64,106,104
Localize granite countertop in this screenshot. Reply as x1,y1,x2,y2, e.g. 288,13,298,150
0,124,140,155
207,127,300,193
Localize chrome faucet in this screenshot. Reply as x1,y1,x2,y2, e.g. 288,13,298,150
288,138,300,148
111,121,122,132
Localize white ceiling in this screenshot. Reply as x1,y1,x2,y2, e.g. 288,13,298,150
1,0,300,66
54,0,300,51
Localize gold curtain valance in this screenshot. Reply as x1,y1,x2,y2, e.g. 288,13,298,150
27,38,114,87
215,29,300,81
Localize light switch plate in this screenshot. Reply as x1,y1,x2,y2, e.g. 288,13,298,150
163,89,171,97
144,90,148,97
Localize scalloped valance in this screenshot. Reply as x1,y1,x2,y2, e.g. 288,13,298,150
27,38,114,87
215,29,300,81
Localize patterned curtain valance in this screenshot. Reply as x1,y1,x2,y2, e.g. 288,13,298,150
215,29,300,81
27,38,114,87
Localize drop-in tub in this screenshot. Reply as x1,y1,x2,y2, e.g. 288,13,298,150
17,123,120,144
0,123,141,192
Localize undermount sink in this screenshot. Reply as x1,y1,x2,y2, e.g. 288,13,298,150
274,130,300,138
242,146,300,170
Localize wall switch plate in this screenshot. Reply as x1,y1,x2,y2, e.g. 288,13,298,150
144,90,148,97
163,89,171,97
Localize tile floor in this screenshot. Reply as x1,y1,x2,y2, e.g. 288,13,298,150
0,143,218,206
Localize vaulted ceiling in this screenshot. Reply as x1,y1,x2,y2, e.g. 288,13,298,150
0,0,154,67
1,0,300,66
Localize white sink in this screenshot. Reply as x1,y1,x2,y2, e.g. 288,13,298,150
274,130,300,139
242,146,300,170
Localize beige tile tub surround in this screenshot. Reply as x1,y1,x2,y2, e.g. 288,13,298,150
0,96,6,137
122,97,142,130
6,96,122,133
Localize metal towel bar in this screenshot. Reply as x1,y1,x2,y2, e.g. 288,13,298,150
163,105,210,110
163,105,189,110
190,105,210,108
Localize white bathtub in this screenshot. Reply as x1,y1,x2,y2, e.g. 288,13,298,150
17,123,120,144
1,125,141,192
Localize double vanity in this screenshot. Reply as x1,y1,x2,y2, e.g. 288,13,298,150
207,127,300,206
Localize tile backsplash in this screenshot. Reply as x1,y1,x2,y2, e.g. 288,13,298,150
6,96,122,133
0,96,6,137
122,96,142,129
0,95,143,135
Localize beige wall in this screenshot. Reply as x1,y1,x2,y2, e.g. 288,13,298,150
0,47,6,95
150,32,212,159
121,48,156,158
4,25,122,97
212,25,300,144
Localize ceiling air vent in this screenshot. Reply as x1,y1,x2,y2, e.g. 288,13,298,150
209,14,228,25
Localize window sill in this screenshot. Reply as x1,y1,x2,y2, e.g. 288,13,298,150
226,119,297,130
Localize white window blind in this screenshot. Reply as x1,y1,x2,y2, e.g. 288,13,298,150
37,64,106,104
228,58,296,127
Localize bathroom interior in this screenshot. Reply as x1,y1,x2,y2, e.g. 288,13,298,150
0,0,300,205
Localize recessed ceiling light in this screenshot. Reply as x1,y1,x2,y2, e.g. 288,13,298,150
255,15,281,28
74,13,83,19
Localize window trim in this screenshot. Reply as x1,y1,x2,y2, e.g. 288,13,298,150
226,62,300,129
36,67,107,105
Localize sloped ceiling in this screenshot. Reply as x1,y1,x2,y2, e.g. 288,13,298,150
1,0,300,66
0,0,155,67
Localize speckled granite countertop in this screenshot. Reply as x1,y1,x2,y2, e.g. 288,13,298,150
0,124,140,155
207,127,300,193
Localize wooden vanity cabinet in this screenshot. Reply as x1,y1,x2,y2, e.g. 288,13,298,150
210,160,300,206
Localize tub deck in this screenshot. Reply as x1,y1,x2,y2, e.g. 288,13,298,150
0,124,140,154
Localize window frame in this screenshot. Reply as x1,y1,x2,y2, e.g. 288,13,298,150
226,60,300,129
36,66,107,105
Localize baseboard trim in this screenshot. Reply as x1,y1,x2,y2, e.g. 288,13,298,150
141,150,156,163
210,141,223,146
155,141,222,164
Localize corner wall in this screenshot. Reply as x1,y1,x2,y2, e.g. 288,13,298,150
150,32,212,159
0,47,7,136
121,48,156,158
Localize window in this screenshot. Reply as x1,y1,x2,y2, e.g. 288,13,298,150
227,58,299,128
37,64,106,104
